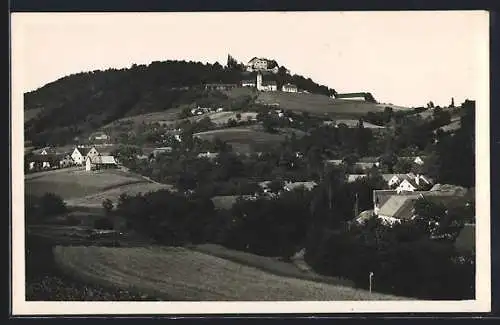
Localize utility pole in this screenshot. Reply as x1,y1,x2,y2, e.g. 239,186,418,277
369,272,374,294
354,192,359,218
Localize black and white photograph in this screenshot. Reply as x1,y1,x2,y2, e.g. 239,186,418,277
11,10,490,315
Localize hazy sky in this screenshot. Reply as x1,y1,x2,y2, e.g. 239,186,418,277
12,11,488,107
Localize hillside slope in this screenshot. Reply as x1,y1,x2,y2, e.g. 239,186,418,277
24,60,337,147
256,92,411,117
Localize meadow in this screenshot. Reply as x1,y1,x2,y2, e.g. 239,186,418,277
65,182,174,208
54,245,409,301
256,92,411,117
25,168,146,200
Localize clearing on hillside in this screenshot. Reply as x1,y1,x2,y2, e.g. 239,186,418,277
194,127,288,153
25,168,145,200
256,92,411,117
54,245,409,301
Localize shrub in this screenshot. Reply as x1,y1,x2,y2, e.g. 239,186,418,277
94,217,114,230
39,193,67,218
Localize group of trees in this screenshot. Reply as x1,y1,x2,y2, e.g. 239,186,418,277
25,193,67,225
111,161,472,299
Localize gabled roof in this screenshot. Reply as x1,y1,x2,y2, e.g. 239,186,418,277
261,80,277,86
74,147,93,156
347,174,368,183
378,195,417,220
284,181,317,191
282,83,297,88
89,155,117,164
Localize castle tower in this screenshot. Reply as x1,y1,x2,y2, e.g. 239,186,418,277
256,72,263,91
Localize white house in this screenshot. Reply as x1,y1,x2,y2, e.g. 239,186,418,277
71,146,100,165
383,173,416,188
245,57,279,73
256,73,277,91
396,179,418,193
39,147,56,155
282,83,298,93
86,155,118,171
241,80,256,87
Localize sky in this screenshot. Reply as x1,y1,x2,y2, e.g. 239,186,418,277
12,11,488,107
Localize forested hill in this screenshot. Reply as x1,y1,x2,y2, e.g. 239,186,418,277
24,60,336,147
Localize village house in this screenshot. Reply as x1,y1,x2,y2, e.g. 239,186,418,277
347,174,368,183
241,79,256,87
197,151,219,160
204,83,238,91
38,147,57,155
89,131,110,142
281,83,298,93
399,156,426,166
372,185,469,225
85,155,118,171
256,73,277,92
283,181,318,192
381,173,433,193
245,57,279,73
71,146,100,165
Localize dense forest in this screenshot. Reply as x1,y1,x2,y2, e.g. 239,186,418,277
24,59,336,147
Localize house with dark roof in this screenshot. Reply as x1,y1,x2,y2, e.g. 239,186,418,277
372,187,469,226
204,83,238,91
85,155,118,171
241,79,256,87
334,92,377,103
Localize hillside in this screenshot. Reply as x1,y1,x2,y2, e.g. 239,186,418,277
256,92,411,118
24,60,337,147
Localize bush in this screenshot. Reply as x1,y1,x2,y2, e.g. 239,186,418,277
94,217,114,230
39,193,67,218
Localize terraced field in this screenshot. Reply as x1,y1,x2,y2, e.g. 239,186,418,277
54,246,409,301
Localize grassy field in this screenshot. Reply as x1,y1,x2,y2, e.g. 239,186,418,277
191,244,356,288
65,182,174,208
25,168,147,200
26,234,159,301
54,245,409,301
194,126,288,153
256,92,411,117
104,106,185,127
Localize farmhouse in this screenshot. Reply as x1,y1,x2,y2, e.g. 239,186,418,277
71,146,100,165
347,174,368,183
372,187,468,225
27,154,59,170
382,173,416,188
204,83,238,91
241,79,256,87
256,73,277,92
197,151,219,160
335,92,377,103
245,57,279,73
399,156,426,165
85,155,118,171
38,147,57,155
284,181,318,192
89,131,110,142
282,83,298,93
